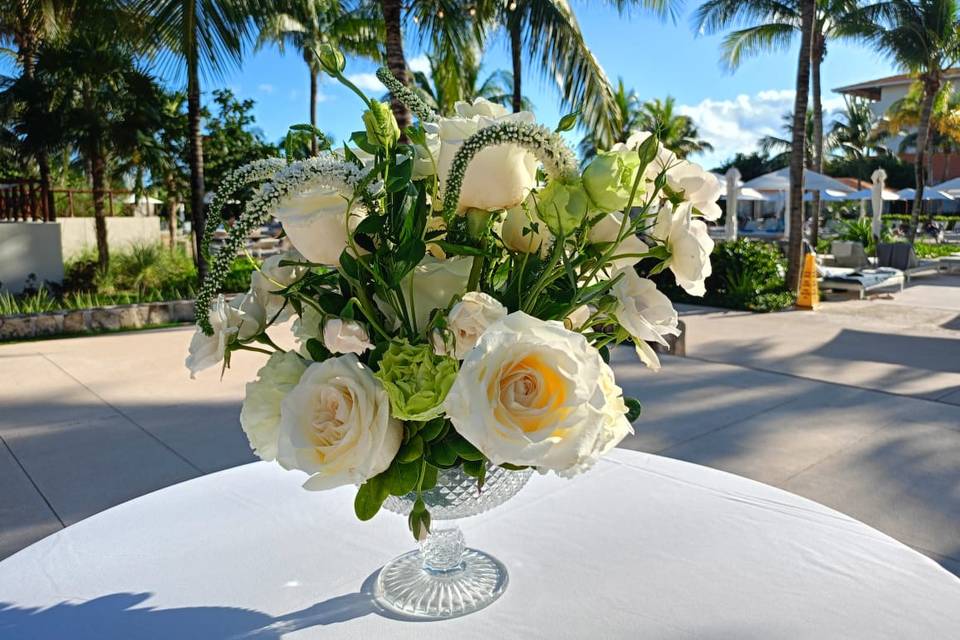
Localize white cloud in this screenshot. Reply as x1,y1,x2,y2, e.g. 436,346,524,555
409,55,431,75
347,72,385,93
258,83,274,94
677,89,846,168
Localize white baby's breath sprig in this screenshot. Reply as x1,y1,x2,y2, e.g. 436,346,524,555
196,153,373,334
376,67,438,123
441,122,578,219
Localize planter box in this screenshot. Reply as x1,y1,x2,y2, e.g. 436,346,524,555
0,299,195,341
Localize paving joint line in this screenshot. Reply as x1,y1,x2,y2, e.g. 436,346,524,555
39,354,203,474
0,434,65,528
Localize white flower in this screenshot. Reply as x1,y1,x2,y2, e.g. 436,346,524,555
565,304,592,330
616,131,679,182
612,269,680,371
323,318,374,355
588,212,649,271
446,291,507,359
239,351,307,461
666,161,723,221
292,302,323,355
272,184,366,266
277,354,402,490
185,293,266,378
250,250,307,321
394,256,473,331
444,311,632,476
437,98,539,213
499,202,553,257
654,202,714,296
413,122,441,179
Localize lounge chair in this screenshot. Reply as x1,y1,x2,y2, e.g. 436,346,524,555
830,241,871,269
819,266,905,299
876,243,941,282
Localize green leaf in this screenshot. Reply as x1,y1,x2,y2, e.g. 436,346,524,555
427,439,458,467
420,418,447,442
355,215,384,236
420,463,439,491
499,463,530,471
387,460,420,496
397,435,424,463
462,459,484,478
350,130,379,154
354,474,389,521
305,338,329,362
338,249,361,281
449,436,483,462
555,110,580,133
431,240,490,258
625,397,642,423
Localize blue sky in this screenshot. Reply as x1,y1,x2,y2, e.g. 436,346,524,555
5,6,899,170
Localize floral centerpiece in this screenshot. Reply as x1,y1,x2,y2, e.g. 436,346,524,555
186,45,719,619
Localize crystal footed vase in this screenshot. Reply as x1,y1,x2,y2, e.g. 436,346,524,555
376,464,533,619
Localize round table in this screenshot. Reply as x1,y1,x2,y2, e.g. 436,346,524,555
1,449,958,639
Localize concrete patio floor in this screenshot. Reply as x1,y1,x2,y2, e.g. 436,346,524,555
1,278,958,577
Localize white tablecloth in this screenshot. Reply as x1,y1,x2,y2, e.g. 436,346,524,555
1,448,958,639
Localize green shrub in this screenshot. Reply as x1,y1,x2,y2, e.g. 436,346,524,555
651,238,794,313
222,257,257,293
914,243,960,258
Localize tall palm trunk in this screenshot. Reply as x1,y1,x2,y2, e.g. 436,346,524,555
380,0,410,130
510,18,522,113
165,172,178,251
309,67,318,155
810,30,825,248
786,0,815,291
908,74,939,244
187,66,207,278
90,145,110,271
20,44,56,221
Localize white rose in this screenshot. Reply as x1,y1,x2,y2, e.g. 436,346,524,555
446,291,507,359
396,256,472,331
272,185,366,266
499,203,554,257
250,250,307,322
654,202,714,296
612,269,680,371
666,161,723,221
565,304,592,330
323,318,373,355
292,302,323,356
277,354,402,490
444,311,633,476
239,351,307,461
437,98,539,213
588,212,650,271
413,122,441,179
185,293,266,378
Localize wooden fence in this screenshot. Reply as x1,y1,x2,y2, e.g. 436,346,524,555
0,178,133,222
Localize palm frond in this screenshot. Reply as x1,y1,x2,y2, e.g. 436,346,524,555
720,22,796,69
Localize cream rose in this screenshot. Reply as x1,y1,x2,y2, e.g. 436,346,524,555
444,311,632,475
396,256,472,331
436,98,539,213
613,269,680,371
499,203,554,257
291,302,323,356
446,291,507,359
240,351,308,461
588,212,650,271
276,354,402,490
250,250,307,321
654,202,714,296
272,185,366,266
185,293,266,378
323,318,373,355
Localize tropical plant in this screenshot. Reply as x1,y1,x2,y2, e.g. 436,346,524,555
637,95,713,158
843,0,960,242
408,49,529,116
759,109,822,168
713,150,787,181
881,81,960,185
577,78,644,161
830,96,886,186
257,0,381,154
201,89,278,192
138,0,260,279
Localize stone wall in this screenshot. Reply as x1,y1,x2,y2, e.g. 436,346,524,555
0,299,195,341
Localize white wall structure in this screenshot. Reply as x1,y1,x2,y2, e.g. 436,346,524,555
0,223,65,292
0,217,162,292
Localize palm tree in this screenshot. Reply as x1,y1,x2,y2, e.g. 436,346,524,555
787,0,815,290
638,96,714,158
408,50,529,116
578,78,644,161
844,0,960,242
882,81,960,185
137,90,190,250
257,0,381,154
831,97,885,187
759,110,820,168
138,0,259,280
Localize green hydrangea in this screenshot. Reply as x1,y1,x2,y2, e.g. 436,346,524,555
375,340,458,421
535,178,593,237
582,150,642,213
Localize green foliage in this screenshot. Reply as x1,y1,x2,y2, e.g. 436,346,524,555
914,243,960,258
652,239,795,312
835,218,892,250
824,154,915,190
202,89,279,192
712,151,786,181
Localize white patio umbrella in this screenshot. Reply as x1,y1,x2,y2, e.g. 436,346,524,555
929,177,960,197
122,193,163,205
724,168,740,240
897,187,955,201
802,189,850,202
741,167,855,193
845,187,900,201
871,169,887,240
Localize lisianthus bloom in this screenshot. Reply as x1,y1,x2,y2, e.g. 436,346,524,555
582,150,642,213
375,340,458,421
499,201,554,258
446,291,507,359
240,351,308,461
612,269,680,370
535,178,592,237
272,185,366,266
277,355,401,490
588,212,649,271
436,98,538,213
396,256,472,331
444,311,632,476
185,293,266,378
323,318,373,355
654,202,714,296
250,250,307,322
665,161,723,221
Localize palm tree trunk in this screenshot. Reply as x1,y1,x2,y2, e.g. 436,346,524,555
166,172,178,251
908,75,939,244
187,67,207,279
786,0,815,291
810,31,824,249
510,18,522,113
309,68,318,155
90,145,109,272
380,0,411,130
37,154,55,221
